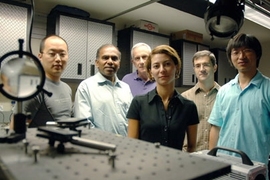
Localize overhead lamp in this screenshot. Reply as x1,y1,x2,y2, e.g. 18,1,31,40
204,0,245,39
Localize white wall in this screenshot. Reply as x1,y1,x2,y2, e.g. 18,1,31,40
258,41,270,77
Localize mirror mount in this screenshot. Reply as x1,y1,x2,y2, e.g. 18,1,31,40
0,39,48,143
0,39,47,101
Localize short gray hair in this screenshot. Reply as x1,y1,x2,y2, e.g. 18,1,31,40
131,43,151,59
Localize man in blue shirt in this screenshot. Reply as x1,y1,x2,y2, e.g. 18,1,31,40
74,44,133,136
122,43,156,97
208,34,270,176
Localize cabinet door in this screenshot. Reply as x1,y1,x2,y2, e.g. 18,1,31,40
151,34,170,47
0,2,29,58
132,30,152,46
87,22,113,77
197,44,209,51
132,31,169,72
215,50,236,85
133,30,169,48
182,41,197,86
58,15,88,80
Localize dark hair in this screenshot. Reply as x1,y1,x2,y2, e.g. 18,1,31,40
95,44,121,59
192,50,217,66
226,33,262,67
39,34,68,53
145,45,181,80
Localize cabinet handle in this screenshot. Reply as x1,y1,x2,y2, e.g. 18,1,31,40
90,64,95,76
77,63,82,75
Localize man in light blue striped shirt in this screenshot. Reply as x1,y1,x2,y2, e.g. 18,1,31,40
74,44,133,136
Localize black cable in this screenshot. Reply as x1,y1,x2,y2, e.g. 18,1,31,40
28,0,35,53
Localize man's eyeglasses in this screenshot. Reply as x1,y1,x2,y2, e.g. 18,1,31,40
231,48,254,57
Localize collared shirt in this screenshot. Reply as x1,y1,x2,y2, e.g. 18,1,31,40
208,71,270,165
74,72,133,136
127,88,199,150
181,82,220,151
122,71,156,97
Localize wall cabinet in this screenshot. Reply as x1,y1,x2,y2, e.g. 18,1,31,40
0,1,30,58
117,27,170,79
211,48,237,85
170,40,209,87
47,13,114,80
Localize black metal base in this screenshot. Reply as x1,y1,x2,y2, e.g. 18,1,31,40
0,133,25,143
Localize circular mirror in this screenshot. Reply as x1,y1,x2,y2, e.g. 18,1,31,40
0,50,45,101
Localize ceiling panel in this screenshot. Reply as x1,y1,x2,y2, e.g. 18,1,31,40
13,0,270,48
159,0,209,18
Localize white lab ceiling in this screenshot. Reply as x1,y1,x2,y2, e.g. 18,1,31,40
31,0,270,49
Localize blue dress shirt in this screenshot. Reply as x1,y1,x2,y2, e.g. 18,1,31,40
74,72,133,136
208,71,270,166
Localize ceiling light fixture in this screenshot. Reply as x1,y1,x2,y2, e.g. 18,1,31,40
204,0,245,39
245,0,270,30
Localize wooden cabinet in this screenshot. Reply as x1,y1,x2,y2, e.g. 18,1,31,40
211,48,237,85
47,14,114,80
117,27,170,79
170,40,209,87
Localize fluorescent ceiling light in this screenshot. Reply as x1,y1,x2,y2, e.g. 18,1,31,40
208,0,270,30
245,3,270,29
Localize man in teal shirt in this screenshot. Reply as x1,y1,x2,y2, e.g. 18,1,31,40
208,34,270,178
